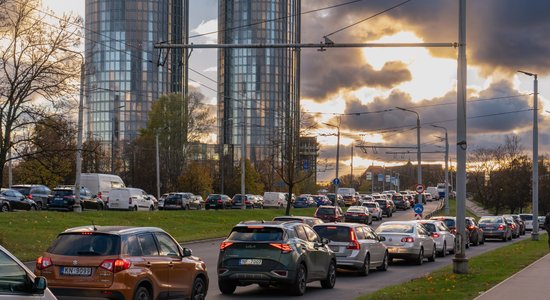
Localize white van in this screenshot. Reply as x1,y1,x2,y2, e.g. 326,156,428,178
80,173,125,201
263,192,287,208
107,188,155,211
426,186,440,200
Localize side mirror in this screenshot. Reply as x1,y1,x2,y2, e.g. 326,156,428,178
321,238,330,245
378,236,386,241
33,276,47,293
182,247,192,257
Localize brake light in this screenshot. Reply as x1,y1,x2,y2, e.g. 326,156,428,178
36,256,52,270
432,233,440,238
220,242,233,250
247,226,264,229
347,229,360,250
467,226,475,230
27,194,33,199
218,200,223,203
81,232,93,235
100,259,131,273
401,237,415,243
270,243,293,253
497,224,505,230
97,192,102,200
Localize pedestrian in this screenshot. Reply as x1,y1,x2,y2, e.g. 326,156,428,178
545,212,550,249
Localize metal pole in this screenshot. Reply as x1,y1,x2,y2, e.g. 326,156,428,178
453,0,468,274
8,144,12,188
371,161,374,194
74,63,85,213
156,133,160,200
444,129,449,215
350,142,354,186
416,116,422,205
241,91,246,208
532,75,539,240
335,125,340,193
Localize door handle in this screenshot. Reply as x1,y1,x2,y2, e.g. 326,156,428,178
169,261,174,268
145,262,152,268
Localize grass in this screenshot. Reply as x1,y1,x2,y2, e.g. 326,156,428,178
356,232,549,300
0,208,317,261
431,198,478,219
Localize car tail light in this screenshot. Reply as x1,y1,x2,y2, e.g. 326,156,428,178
401,237,415,243
220,242,233,250
27,194,33,199
497,224,505,230
100,259,131,273
97,192,102,200
467,226,475,230
218,200,223,203
270,243,293,253
432,233,440,238
36,256,52,270
347,229,361,250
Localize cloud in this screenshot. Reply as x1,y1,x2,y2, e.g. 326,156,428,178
191,19,218,44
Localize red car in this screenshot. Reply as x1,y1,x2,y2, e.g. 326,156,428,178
314,205,344,222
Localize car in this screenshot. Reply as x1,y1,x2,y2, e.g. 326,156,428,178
423,192,433,202
538,216,546,230
314,205,344,223
519,214,534,231
162,192,197,210
313,223,388,276
231,194,254,209
0,188,38,211
0,196,9,212
217,221,336,296
147,194,158,209
417,220,456,257
374,199,393,217
504,214,526,235
35,225,208,300
192,195,205,210
344,206,373,225
361,201,383,220
158,193,169,210
107,188,155,211
465,217,485,245
11,184,51,210
375,221,437,265
293,195,316,208
478,216,512,241
391,193,410,210
312,194,331,206
0,245,56,299
503,215,520,238
429,216,471,248
404,194,415,207
272,216,324,227
47,186,105,211
263,192,287,208
326,193,344,206
206,194,232,209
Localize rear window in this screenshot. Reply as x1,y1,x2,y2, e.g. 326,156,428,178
53,190,73,197
228,227,284,242
316,207,335,215
375,200,386,205
48,233,120,256
207,195,221,200
420,223,436,233
519,215,533,221
12,187,31,195
392,196,403,200
314,226,351,242
347,207,364,213
363,203,376,208
376,224,414,233
273,217,304,223
479,217,503,223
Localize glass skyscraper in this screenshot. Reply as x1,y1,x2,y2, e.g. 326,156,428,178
218,0,301,166
84,0,185,170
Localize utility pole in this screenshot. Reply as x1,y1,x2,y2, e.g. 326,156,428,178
433,125,450,215
350,143,354,187
396,107,422,204
241,84,246,209
156,133,160,200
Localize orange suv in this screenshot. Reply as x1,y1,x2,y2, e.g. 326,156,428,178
34,225,208,300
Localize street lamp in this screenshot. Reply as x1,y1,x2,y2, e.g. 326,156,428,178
395,107,422,205
432,124,449,215
324,119,341,193
518,70,539,241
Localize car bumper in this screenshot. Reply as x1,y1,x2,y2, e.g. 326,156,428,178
51,287,127,300
344,217,369,223
219,269,297,285
335,256,365,269
387,246,420,259
483,231,507,238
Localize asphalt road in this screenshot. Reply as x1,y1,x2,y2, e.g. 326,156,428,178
180,200,531,300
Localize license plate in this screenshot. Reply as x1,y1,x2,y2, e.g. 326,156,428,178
54,197,62,201
329,246,340,252
239,259,262,265
61,266,92,276
388,247,398,253
485,227,493,230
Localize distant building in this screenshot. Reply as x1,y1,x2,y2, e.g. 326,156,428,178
299,136,319,183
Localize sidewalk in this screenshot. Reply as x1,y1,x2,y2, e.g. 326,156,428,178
475,251,550,300
466,198,491,216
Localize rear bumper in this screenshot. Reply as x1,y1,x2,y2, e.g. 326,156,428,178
51,287,127,300
219,269,297,285
483,231,507,238
344,217,368,223
387,246,420,259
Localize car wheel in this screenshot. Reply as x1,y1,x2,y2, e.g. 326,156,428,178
438,242,446,257
378,252,389,271
428,245,436,262
149,205,154,211
508,233,512,241
191,277,207,300
473,235,479,246
480,235,485,245
321,260,336,289
29,205,37,211
358,255,370,276
290,264,307,296
1,204,8,212
218,280,237,295
133,286,151,300
133,206,138,211
416,248,424,265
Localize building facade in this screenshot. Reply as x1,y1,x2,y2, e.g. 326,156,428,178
218,0,301,167
84,0,185,171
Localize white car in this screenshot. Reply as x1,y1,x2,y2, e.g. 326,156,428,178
417,220,456,257
361,201,383,220
0,245,57,299
375,221,437,265
519,214,533,231
107,188,155,211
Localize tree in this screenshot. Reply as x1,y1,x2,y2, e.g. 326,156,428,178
178,161,214,198
0,0,81,187
224,159,264,196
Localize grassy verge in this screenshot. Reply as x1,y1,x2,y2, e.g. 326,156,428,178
431,198,478,219
357,232,549,300
0,208,317,261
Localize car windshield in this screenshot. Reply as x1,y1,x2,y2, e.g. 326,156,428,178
48,233,120,256
314,226,351,242
316,207,335,215
519,215,533,221
479,217,503,223
228,227,284,242
53,190,73,197
376,224,414,233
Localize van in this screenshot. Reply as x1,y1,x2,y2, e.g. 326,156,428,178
426,186,440,200
80,173,125,201
263,192,287,208
107,188,154,211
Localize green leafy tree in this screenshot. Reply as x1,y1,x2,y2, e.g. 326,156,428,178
224,159,264,196
178,161,214,198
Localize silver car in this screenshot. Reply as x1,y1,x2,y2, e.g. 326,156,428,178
417,220,456,257
313,223,388,276
361,201,383,220
375,221,437,265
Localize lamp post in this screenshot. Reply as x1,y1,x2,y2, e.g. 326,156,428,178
396,107,422,205
324,119,341,193
432,124,449,215
518,70,539,241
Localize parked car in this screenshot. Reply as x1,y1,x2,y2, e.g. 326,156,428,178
313,223,388,276
263,192,287,208
361,201,383,221
391,193,410,210
35,225,208,300
465,217,485,245
538,216,546,230
504,214,526,235
0,196,9,212
231,194,254,209
206,194,232,209
312,194,332,206
417,220,456,257
293,195,316,208
375,221,437,265
11,184,51,210
217,221,336,296
79,173,125,201
192,195,205,210
314,205,344,223
162,192,195,210
0,245,56,299
519,214,534,231
344,206,373,225
158,193,169,210
47,186,104,211
374,199,393,217
404,194,415,207
0,188,38,211
503,215,520,238
107,188,155,211
478,216,512,241
272,216,324,227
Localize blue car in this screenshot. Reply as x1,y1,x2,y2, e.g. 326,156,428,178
294,195,316,208
313,195,332,206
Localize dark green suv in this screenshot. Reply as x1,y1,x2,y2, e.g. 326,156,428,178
217,221,336,296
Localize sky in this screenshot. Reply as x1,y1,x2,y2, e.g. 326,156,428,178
43,0,550,182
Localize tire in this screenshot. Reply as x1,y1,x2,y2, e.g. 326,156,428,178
480,235,485,245
29,205,37,211
416,248,424,265
377,252,389,271
502,235,507,242
191,277,207,300
218,280,237,295
473,235,479,246
428,245,436,262
1,204,9,212
133,206,138,211
358,255,370,276
320,260,336,289
438,242,446,257
133,286,151,300
290,264,307,296
149,206,154,211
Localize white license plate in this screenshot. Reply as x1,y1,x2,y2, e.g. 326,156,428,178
54,197,63,201
239,259,262,265
61,267,92,276
388,247,398,253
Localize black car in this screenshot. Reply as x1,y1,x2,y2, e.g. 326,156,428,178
206,194,232,209
11,184,51,209
218,221,336,296
47,186,104,211
374,199,393,217
391,194,409,210
0,188,38,211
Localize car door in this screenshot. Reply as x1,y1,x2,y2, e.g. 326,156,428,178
4,190,23,210
363,226,385,265
154,232,194,299
416,224,434,254
303,225,331,279
136,233,172,296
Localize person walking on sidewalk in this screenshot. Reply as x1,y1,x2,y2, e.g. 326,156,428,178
545,212,550,248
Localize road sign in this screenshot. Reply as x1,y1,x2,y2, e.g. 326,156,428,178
366,172,372,180
332,178,341,186
413,203,424,214
385,175,390,183
378,174,384,182
415,213,422,220
415,184,425,193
